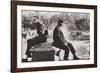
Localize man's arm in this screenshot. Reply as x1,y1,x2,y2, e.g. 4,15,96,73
55,28,67,45
36,21,46,36
26,29,37,40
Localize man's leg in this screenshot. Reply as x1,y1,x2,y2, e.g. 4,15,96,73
26,36,47,57
25,37,40,57
26,39,32,57
68,42,79,60
63,46,69,60
54,43,70,60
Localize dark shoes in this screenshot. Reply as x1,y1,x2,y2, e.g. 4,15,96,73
22,57,32,62
22,58,28,62
73,56,80,60
64,58,68,60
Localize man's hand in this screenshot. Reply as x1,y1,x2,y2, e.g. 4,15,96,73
65,42,68,46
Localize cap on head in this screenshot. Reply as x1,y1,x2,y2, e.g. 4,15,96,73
58,19,63,23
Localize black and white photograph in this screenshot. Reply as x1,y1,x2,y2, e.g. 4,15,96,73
17,5,95,68
21,10,90,62
11,1,97,72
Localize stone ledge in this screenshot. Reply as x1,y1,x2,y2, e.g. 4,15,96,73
29,42,61,62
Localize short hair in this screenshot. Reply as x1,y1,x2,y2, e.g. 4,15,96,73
58,19,63,23
33,16,39,19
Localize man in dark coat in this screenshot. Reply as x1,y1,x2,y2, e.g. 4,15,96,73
52,19,79,60
25,16,48,58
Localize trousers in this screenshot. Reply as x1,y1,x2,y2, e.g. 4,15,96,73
52,42,76,60
25,36,47,57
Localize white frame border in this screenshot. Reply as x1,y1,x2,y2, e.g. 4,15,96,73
17,5,94,68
